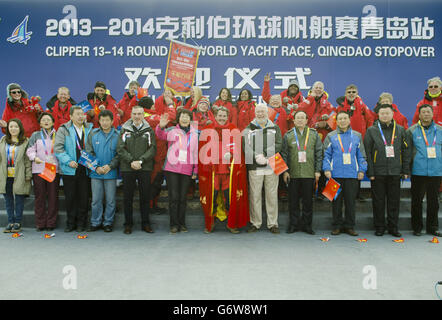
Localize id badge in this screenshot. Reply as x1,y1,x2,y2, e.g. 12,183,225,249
178,149,187,162
427,147,436,159
298,151,307,163
7,167,15,178
343,153,352,165
385,146,395,158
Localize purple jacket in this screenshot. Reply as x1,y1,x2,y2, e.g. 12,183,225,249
26,129,60,174
155,124,198,176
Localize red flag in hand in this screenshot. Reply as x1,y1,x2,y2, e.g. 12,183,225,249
137,88,148,99
268,153,288,176
38,162,57,183
322,178,341,201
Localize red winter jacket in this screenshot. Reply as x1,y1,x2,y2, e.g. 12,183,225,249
236,100,256,132
212,99,238,126
193,109,215,131
412,90,442,126
298,93,336,141
262,80,304,107
269,106,288,137
117,92,138,124
154,95,181,122
336,96,374,138
372,103,409,130
87,93,120,128
2,98,40,137
51,100,73,130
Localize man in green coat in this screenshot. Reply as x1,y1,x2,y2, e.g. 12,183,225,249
281,110,323,234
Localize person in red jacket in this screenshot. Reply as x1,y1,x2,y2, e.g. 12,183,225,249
192,96,215,131
298,81,336,141
262,73,304,113
412,76,442,126
372,92,408,130
153,89,181,122
336,84,374,139
184,86,203,110
199,106,249,234
47,87,77,130
116,81,143,125
268,95,288,138
212,88,237,126
1,83,41,137
236,89,256,132
87,81,120,128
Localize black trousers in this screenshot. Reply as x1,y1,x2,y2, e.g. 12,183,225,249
332,178,358,229
63,169,89,229
122,171,151,228
166,171,191,228
411,175,441,233
288,178,314,230
371,175,401,232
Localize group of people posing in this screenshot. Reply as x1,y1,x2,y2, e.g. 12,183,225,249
1,75,441,237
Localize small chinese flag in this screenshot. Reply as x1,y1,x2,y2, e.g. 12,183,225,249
320,237,330,242
327,113,337,131
357,238,368,242
77,235,88,239
430,237,439,244
12,233,22,238
39,162,57,183
137,88,148,99
393,238,404,243
268,153,288,176
322,178,341,201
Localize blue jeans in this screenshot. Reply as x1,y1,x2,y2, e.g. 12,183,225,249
3,178,25,224
91,178,116,227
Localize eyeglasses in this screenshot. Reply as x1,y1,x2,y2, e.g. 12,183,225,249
346,91,357,94
10,90,21,94
429,86,439,89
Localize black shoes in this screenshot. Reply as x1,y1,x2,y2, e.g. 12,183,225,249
103,225,112,232
64,226,76,233
388,230,402,237
429,231,442,237
286,225,298,234
375,230,384,236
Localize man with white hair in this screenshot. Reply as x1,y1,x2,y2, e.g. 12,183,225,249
412,76,442,126
243,104,282,234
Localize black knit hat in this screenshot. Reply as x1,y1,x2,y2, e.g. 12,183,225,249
94,81,106,90
139,96,154,109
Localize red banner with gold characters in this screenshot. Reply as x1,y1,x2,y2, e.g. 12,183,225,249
164,40,200,96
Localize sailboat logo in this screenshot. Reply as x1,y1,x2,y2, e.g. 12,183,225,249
7,15,33,45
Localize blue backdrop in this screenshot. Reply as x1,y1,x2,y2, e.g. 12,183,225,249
0,0,440,122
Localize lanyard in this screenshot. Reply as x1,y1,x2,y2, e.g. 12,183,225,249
41,129,55,156
75,126,85,151
293,127,310,151
7,144,17,166
178,132,192,149
419,121,437,147
337,130,353,153
377,121,396,146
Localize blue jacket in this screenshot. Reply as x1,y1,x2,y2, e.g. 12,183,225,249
323,127,367,178
406,122,442,177
85,127,120,179
54,121,93,176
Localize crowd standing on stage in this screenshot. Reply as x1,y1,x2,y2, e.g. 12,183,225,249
0,76,441,237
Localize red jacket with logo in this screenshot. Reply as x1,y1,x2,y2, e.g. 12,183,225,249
336,96,374,138
236,100,256,132
298,93,335,141
412,90,442,126
51,100,73,130
87,93,120,128
262,80,304,107
2,98,40,137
